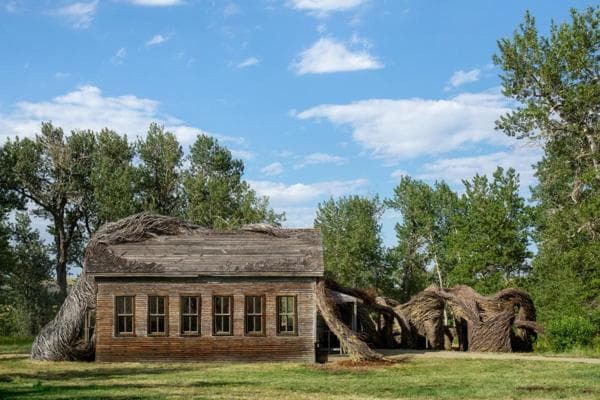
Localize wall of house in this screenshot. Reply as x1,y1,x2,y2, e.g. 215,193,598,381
94,277,317,362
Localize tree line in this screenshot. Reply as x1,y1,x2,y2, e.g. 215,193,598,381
0,123,282,335
316,7,599,351
0,7,598,351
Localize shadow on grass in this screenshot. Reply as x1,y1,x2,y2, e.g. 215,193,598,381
0,378,252,399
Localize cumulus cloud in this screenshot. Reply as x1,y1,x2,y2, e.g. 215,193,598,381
447,68,481,89
294,152,346,169
261,162,284,176
236,56,260,68
296,90,512,161
291,37,382,74
289,0,367,16
418,144,541,189
390,169,408,180
0,85,244,146
54,0,98,29
249,178,368,205
146,34,169,46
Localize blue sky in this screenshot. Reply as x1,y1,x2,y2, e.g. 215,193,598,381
0,0,594,246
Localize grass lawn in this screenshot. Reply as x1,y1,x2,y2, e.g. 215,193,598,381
1,353,599,400
0,337,32,355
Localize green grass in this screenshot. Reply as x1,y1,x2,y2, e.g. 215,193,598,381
0,356,598,399
0,337,32,355
1,338,598,399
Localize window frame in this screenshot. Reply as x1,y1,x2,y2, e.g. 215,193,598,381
244,295,266,336
147,295,169,336
180,295,201,336
114,295,136,337
212,295,234,336
276,295,298,336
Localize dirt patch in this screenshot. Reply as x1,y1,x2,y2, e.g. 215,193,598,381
517,385,565,392
312,357,409,373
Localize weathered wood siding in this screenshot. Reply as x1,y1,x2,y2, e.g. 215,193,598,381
95,278,317,362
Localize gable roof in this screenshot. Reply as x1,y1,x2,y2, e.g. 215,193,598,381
85,215,323,278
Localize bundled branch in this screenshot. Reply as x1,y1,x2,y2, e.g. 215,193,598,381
31,213,201,361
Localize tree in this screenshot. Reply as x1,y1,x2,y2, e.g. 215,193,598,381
136,123,183,216
89,129,138,228
314,195,386,289
386,177,458,300
8,213,54,335
494,7,600,322
447,168,532,294
183,135,283,228
2,123,96,297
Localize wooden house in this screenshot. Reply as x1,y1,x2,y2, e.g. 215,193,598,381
85,224,323,362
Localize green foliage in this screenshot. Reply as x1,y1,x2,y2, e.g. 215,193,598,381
6,213,55,335
1,123,96,296
494,7,600,330
544,315,598,352
90,129,138,227
315,195,386,289
136,123,184,216
385,177,458,300
0,305,27,337
447,168,532,294
183,135,284,228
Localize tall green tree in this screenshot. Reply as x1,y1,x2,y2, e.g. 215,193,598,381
183,135,283,228
447,168,532,294
386,177,458,299
2,123,95,297
89,129,138,228
8,213,54,335
314,195,386,289
494,7,600,321
136,123,183,216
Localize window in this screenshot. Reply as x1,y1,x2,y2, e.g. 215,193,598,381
277,296,297,335
181,296,200,335
115,296,135,336
148,296,168,335
213,296,233,335
245,296,265,335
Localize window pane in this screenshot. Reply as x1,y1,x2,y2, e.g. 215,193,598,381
222,316,229,333
215,297,221,313
125,297,132,314
255,317,262,333
183,316,190,332
158,297,164,314
279,297,286,313
191,316,198,332
255,298,262,314
287,297,294,312
247,316,254,332
190,297,197,314
287,316,294,331
246,298,253,314
126,316,132,333
158,317,164,333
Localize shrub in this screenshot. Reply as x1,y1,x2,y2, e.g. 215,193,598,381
545,315,598,352
0,304,28,337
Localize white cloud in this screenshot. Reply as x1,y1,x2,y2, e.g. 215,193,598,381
230,149,255,160
296,89,512,161
54,0,98,29
390,169,408,180
447,68,481,88
261,162,284,176
289,0,367,16
236,56,260,68
110,47,127,65
146,34,169,46
249,178,368,205
418,145,541,189
294,152,346,169
126,0,183,6
0,85,245,146
291,37,383,74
